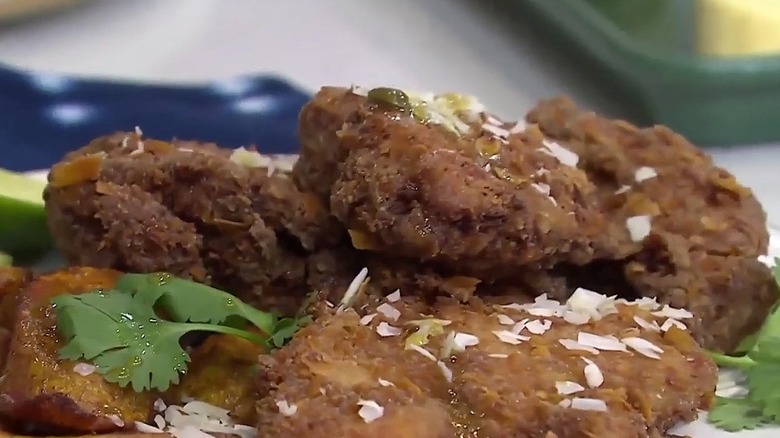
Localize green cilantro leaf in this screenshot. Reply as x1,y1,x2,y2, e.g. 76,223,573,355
268,315,312,349
52,273,308,392
709,397,773,432
116,273,276,332
53,290,191,392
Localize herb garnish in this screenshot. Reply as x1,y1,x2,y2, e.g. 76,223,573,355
52,273,307,392
707,259,780,431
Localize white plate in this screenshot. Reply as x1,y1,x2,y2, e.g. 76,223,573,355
23,170,780,437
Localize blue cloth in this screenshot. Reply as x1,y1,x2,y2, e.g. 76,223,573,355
0,64,310,172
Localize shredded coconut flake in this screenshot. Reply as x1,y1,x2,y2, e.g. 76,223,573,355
386,289,401,302
357,400,384,423
531,183,551,196
615,185,631,195
108,414,125,427
496,314,515,325
135,421,164,434
437,361,454,382
488,353,509,358
378,378,395,387
73,362,96,376
442,332,480,356
359,313,377,326
570,398,608,412
652,305,694,320
510,319,528,334
633,316,661,332
559,399,572,408
376,303,401,321
577,332,627,352
559,339,600,355
376,322,402,337
565,288,614,322
555,381,585,395
338,267,369,312
622,337,664,359
276,400,298,416
621,297,661,310
527,307,557,317
408,344,437,361
154,398,167,412
129,143,145,155
634,166,658,182
182,401,230,420
492,330,529,345
626,215,652,242
160,399,257,438
583,358,604,388
525,319,552,335
563,311,591,325
660,318,687,332
540,139,579,167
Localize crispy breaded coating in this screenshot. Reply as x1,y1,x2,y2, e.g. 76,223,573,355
294,87,630,277
526,97,777,351
0,267,155,434
256,292,717,438
44,133,343,315
624,238,779,352
526,97,768,257
45,182,207,280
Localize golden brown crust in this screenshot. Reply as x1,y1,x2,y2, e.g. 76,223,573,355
0,267,156,435
526,97,777,352
256,294,717,438
294,87,629,277
44,133,343,315
526,96,768,258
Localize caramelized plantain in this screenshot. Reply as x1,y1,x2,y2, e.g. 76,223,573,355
0,267,155,434
164,334,264,425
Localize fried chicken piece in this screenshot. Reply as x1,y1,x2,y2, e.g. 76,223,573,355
527,96,768,258
526,98,777,351
624,235,779,352
294,87,630,278
44,133,343,315
0,267,155,434
256,292,717,438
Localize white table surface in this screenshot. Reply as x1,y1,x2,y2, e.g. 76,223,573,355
1,0,779,223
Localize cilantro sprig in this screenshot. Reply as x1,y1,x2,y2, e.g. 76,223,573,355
706,259,780,431
52,273,307,392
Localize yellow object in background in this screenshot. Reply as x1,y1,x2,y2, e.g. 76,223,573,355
696,0,780,57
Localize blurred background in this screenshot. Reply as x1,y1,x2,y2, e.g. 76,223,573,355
1,0,779,221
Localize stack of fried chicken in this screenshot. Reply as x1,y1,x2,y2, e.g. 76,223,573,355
36,86,777,437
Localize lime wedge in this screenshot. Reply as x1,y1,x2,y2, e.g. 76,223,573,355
0,251,11,267
0,168,52,259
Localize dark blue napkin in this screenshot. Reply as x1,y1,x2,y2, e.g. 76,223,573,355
0,64,310,172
